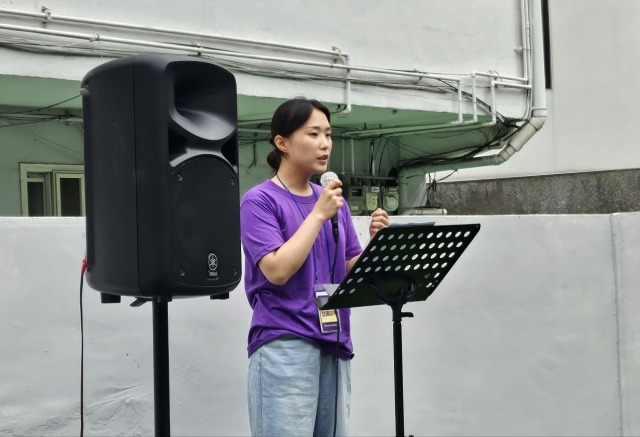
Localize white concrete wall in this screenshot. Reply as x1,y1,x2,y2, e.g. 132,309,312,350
449,0,640,181
1,212,639,436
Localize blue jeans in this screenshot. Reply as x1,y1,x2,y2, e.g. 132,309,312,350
247,335,351,437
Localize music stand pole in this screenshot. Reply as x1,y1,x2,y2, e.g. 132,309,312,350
371,278,416,437
392,300,411,437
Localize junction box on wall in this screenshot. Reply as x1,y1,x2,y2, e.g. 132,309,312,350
341,175,399,216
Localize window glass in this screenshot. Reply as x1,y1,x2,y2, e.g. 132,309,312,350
59,177,82,216
27,181,46,216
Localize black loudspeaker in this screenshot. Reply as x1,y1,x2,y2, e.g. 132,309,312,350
81,54,241,301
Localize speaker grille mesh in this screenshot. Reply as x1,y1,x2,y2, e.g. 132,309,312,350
169,156,240,289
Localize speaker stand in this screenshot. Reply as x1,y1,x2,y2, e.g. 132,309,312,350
130,293,228,435
152,300,171,436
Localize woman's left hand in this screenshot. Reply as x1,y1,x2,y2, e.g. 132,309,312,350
369,208,390,240
346,208,391,273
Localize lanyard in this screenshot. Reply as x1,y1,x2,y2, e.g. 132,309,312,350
275,174,333,283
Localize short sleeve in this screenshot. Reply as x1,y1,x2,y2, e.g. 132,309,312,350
240,189,285,267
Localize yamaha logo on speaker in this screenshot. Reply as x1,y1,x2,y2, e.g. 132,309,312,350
207,253,219,280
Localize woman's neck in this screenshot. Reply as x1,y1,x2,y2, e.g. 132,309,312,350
273,169,312,196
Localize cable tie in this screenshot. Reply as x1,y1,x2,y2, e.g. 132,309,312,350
41,6,52,23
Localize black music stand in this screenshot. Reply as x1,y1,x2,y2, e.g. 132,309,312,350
316,222,480,437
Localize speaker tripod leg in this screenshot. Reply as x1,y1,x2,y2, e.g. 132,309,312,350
153,300,171,436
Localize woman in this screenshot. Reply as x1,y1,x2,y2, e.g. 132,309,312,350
240,97,389,436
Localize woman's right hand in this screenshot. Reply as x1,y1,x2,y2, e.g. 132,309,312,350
258,179,343,286
314,178,343,221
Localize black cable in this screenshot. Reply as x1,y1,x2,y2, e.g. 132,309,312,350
369,138,377,175
3,95,81,115
400,172,427,208
79,258,87,437
330,228,340,437
333,329,340,437
330,236,339,285
0,118,67,128
393,121,516,170
435,170,458,183
377,137,390,179
435,78,513,125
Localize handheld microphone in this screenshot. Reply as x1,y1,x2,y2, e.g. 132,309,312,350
320,172,340,243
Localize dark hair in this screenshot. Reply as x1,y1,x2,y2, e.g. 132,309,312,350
266,97,331,172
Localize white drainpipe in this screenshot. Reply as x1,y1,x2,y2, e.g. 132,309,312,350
398,0,547,213
338,55,353,116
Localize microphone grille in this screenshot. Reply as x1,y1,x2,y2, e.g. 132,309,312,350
320,171,339,187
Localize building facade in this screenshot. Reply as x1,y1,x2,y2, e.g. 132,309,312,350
0,1,637,217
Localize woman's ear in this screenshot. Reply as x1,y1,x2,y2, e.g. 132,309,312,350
274,135,288,153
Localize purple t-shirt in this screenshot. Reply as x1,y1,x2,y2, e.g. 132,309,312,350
240,179,362,359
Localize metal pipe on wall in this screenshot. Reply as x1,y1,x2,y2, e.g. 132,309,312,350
397,0,547,213
0,6,532,141
0,7,348,59
0,6,356,114
0,22,475,125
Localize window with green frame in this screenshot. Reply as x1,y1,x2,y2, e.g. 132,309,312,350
19,163,85,217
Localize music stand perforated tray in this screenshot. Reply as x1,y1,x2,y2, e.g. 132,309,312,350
317,222,481,310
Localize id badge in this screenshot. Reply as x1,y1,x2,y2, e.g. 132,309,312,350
314,284,341,334
319,308,340,334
